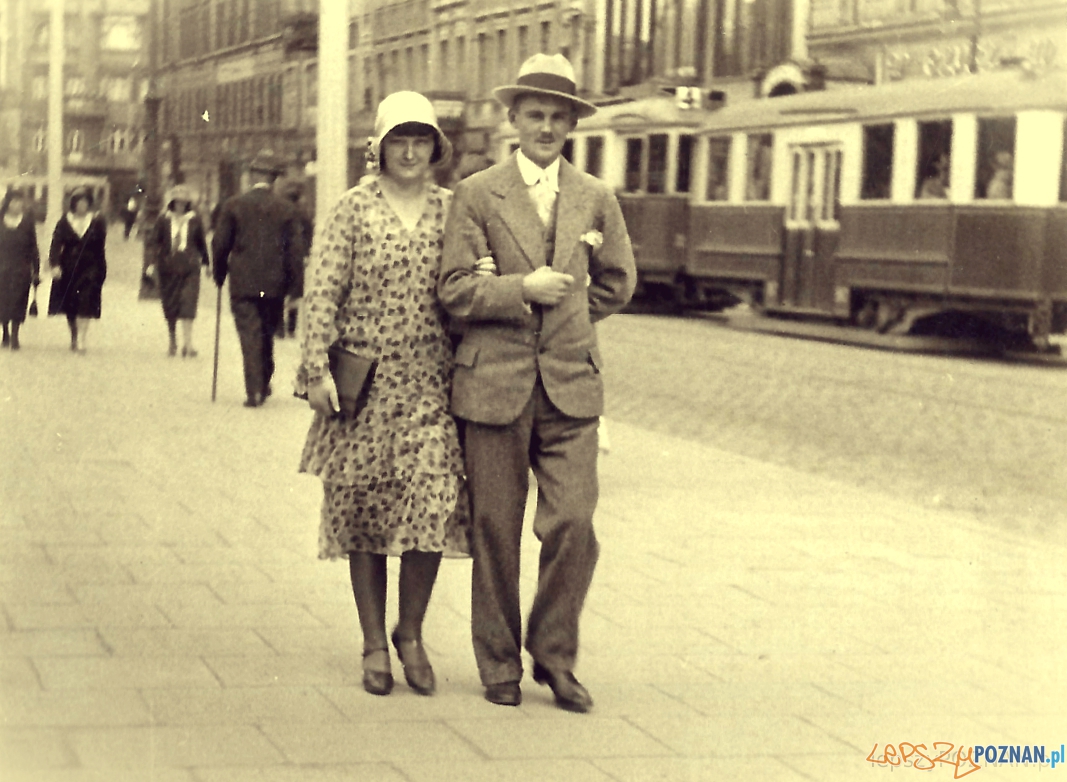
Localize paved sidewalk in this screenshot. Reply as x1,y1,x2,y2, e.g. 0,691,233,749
1,236,1064,781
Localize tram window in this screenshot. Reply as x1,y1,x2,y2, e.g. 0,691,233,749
916,120,952,199
676,134,694,193
1060,118,1067,202
562,139,574,163
745,134,772,201
975,116,1016,200
624,137,643,193
861,124,893,200
585,135,604,178
706,137,731,201
647,134,668,194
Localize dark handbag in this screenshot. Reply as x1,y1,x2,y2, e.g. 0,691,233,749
28,283,38,317
327,343,377,418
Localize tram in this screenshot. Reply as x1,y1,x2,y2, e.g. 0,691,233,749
497,67,1067,347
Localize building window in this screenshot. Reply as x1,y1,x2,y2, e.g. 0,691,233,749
706,137,731,201
540,20,551,53
585,135,604,178
861,124,893,200
31,76,48,101
676,134,694,193
647,134,668,194
916,119,952,200
101,15,142,52
518,26,529,63
68,129,84,154
477,33,488,96
33,127,46,153
102,77,132,103
497,30,508,85
975,116,1016,200
746,133,773,200
65,77,87,97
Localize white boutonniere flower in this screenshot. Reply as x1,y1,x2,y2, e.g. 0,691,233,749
580,230,604,250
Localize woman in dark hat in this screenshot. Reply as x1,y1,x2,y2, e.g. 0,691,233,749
0,187,41,350
47,186,108,352
146,184,210,356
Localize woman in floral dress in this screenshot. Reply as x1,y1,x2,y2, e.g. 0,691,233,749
297,92,469,697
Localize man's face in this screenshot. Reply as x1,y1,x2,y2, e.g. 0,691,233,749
509,94,577,168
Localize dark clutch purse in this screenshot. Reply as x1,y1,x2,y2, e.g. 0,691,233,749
327,344,378,419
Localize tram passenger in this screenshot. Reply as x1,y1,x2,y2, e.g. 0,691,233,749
919,153,950,199
985,151,1013,200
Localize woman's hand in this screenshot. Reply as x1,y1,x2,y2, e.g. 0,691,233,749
145,264,155,278
307,376,341,417
473,256,497,277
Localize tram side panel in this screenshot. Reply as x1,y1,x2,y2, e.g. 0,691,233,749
684,204,785,305
618,193,690,289
952,207,1053,295
834,206,953,309
1044,211,1067,332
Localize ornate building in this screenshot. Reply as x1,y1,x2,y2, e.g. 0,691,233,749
809,0,1067,84
0,0,151,215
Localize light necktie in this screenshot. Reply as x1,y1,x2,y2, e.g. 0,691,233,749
533,174,557,226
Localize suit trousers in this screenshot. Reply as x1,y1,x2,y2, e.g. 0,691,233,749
230,296,284,399
463,379,600,686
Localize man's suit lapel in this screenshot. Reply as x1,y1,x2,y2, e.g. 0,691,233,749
491,157,545,270
551,160,590,272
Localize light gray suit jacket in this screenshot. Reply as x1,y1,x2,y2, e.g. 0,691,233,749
438,154,636,425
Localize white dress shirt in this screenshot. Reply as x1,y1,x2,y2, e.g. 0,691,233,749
516,150,560,226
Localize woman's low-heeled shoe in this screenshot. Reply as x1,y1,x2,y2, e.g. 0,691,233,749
391,629,435,695
361,648,394,696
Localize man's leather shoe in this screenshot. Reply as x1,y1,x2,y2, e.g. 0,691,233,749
243,394,262,408
484,682,522,706
532,662,593,713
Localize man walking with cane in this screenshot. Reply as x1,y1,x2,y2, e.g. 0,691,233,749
438,54,635,712
211,151,305,407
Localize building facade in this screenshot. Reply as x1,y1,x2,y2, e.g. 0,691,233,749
808,0,1067,84
0,0,151,216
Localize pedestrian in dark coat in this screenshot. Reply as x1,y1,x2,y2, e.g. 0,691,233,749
211,151,305,407
47,187,108,353
0,188,41,350
146,184,210,357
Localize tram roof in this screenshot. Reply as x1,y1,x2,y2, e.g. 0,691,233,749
695,68,1067,135
574,94,708,133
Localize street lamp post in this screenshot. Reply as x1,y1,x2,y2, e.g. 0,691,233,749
139,0,161,299
46,0,64,228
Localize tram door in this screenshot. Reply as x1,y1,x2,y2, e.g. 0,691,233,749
781,144,842,310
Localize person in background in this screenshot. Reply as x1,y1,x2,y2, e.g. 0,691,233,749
212,151,305,407
278,180,313,339
438,53,636,712
146,184,210,357
919,152,951,200
985,151,1013,200
47,187,108,353
0,188,41,350
297,91,469,698
122,194,139,240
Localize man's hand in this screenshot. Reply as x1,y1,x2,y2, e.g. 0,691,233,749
522,266,575,306
307,377,341,417
49,266,62,280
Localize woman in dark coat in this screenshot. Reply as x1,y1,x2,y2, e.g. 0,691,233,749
146,184,210,356
47,187,108,352
0,188,41,350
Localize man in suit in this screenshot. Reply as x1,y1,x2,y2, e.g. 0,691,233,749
212,151,305,407
438,53,636,712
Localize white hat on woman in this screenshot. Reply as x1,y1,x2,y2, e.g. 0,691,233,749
371,91,452,167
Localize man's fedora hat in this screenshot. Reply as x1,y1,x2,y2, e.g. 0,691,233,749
493,53,598,119
249,149,286,176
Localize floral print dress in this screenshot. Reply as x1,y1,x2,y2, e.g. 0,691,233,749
297,177,469,559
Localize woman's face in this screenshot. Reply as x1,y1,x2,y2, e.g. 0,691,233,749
72,197,89,216
381,131,435,185
172,200,189,214
7,196,24,217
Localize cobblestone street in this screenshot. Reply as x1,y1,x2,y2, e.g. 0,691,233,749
0,232,1064,781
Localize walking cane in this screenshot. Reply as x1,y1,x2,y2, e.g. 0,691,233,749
211,285,222,402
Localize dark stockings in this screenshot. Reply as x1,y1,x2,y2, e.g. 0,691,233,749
348,550,443,667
